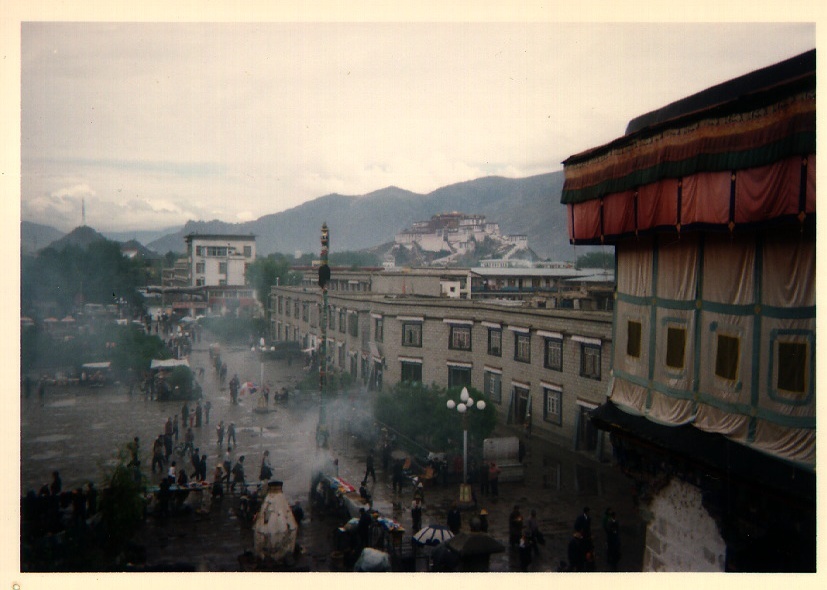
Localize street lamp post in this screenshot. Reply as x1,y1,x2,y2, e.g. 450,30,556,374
447,386,486,506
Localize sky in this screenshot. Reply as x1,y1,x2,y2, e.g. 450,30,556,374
12,16,817,233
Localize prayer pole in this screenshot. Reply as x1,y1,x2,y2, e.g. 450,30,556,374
316,223,331,447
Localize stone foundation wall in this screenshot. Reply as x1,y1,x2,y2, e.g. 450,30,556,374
643,478,725,571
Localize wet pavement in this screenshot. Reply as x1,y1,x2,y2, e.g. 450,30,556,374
21,335,645,572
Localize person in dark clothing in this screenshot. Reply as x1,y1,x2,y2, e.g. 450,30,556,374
50,471,62,496
227,422,237,446
605,509,621,571
158,477,171,517
518,532,533,571
479,462,489,496
231,456,245,492
364,449,376,483
447,501,462,534
195,403,202,427
567,527,588,572
191,448,201,480
151,435,165,474
392,458,404,493
357,507,372,549
411,498,423,533
292,502,304,526
181,403,189,429
509,505,524,547
488,462,501,497
204,400,211,424
478,509,489,533
574,507,595,570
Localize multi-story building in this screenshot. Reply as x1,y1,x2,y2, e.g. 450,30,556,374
562,50,815,571
270,272,613,455
185,233,256,287
157,233,259,317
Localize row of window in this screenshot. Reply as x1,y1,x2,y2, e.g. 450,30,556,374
625,319,809,395
398,362,565,427
194,245,253,258
399,322,601,380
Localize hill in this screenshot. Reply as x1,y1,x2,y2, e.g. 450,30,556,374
21,221,65,255
148,171,577,259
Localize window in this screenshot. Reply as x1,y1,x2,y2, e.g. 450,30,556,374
277,296,283,314
195,246,204,256
195,262,205,274
544,337,563,371
487,328,502,356
294,301,300,318
218,279,227,286
484,371,502,403
514,333,531,363
348,313,359,337
285,298,291,317
715,334,740,381
302,302,309,322
580,344,601,380
627,320,642,358
448,366,472,388
339,309,346,333
777,341,807,393
350,355,358,378
543,387,562,426
375,317,384,342
666,327,686,369
450,325,472,350
195,278,205,286
243,245,252,257
401,361,422,383
219,262,228,275
402,323,422,347
338,345,345,367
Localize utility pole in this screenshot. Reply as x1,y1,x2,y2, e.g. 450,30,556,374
316,222,331,448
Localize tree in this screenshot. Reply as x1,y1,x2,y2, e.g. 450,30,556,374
374,383,497,452
576,249,615,269
98,442,146,563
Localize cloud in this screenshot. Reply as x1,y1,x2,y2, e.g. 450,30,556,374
50,183,96,199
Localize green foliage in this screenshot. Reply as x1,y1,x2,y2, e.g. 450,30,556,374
98,443,146,558
374,383,497,452
158,365,201,400
245,254,292,311
576,249,615,269
21,322,169,378
21,240,146,318
200,316,268,344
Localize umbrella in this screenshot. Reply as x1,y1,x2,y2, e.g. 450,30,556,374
239,381,257,396
445,532,505,556
412,524,454,547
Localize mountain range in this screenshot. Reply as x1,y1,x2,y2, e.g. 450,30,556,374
22,170,597,261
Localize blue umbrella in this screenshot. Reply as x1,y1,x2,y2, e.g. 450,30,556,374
413,524,454,546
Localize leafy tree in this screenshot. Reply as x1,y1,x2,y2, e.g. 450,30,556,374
576,249,615,269
97,443,146,562
374,383,496,453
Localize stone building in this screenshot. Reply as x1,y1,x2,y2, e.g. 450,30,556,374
562,50,815,571
270,274,613,457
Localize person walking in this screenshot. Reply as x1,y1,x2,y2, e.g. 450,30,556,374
230,455,246,492
479,461,490,496
183,427,195,456
526,509,542,556
204,400,211,424
181,403,189,430
567,526,588,572
190,447,201,480
172,414,179,442
447,501,462,534
488,461,501,497
223,447,233,489
259,450,273,481
364,449,376,484
151,435,165,474
410,497,423,533
508,505,524,547
357,507,372,550
227,422,237,446
574,507,595,571
605,509,621,571
216,420,225,447
195,402,202,427
198,454,208,483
